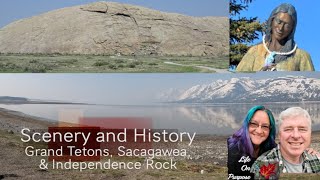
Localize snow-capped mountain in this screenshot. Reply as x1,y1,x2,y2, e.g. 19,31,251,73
174,76,320,103
157,88,185,102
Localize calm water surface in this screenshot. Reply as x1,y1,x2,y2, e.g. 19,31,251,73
1,102,319,135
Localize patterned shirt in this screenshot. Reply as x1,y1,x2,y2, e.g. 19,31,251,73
251,144,320,179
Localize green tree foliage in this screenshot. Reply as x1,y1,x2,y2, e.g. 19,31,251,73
230,0,263,67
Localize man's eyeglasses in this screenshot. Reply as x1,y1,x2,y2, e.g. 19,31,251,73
249,122,270,131
274,17,293,30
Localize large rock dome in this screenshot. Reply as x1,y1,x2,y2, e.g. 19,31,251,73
0,1,228,56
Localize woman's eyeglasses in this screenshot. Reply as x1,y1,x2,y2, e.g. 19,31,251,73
249,122,270,131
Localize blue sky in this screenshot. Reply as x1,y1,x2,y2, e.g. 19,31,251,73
0,0,228,28
239,0,319,71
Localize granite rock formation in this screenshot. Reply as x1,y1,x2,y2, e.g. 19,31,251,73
0,1,228,56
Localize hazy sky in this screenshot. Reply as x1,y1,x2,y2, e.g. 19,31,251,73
0,74,214,105
0,72,318,105
240,0,320,71
0,0,228,28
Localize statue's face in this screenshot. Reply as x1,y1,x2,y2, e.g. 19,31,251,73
271,12,293,43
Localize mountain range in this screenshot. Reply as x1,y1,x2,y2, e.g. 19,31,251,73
171,76,320,103
0,96,88,105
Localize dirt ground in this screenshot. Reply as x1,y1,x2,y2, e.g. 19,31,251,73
1,108,320,179
0,108,227,179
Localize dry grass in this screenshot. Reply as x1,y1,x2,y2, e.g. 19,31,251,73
0,53,228,73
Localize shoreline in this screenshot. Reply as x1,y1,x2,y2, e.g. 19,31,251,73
0,107,228,179
2,107,320,179
0,106,229,163
0,107,57,133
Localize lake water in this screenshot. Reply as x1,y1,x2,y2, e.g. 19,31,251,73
1,102,320,135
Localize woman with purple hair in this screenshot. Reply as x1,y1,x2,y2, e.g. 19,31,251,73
227,105,276,179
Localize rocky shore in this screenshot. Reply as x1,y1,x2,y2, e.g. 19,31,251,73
2,107,320,179
0,108,228,179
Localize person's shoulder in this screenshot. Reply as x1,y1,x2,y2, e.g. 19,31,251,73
228,141,240,155
259,147,277,159
296,47,309,54
251,147,279,176
247,43,263,51
253,147,278,165
246,43,267,58
292,47,315,71
295,48,311,58
303,151,320,172
304,151,320,161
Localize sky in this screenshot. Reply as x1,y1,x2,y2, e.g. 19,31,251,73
239,0,320,71
0,74,216,105
0,72,318,105
0,0,228,28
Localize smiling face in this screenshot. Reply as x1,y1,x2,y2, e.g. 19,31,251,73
271,12,293,43
279,115,311,161
249,110,270,146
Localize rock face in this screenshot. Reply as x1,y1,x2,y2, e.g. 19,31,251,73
0,1,228,56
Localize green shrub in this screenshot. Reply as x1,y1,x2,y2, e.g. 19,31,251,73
29,59,38,63
93,61,109,67
133,61,143,65
108,64,117,69
115,59,125,63
24,63,47,73
148,62,158,66
128,63,136,68
117,64,124,68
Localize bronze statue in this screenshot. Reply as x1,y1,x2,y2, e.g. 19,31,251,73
236,3,314,71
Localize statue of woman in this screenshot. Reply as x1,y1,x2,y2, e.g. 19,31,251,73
236,3,314,71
